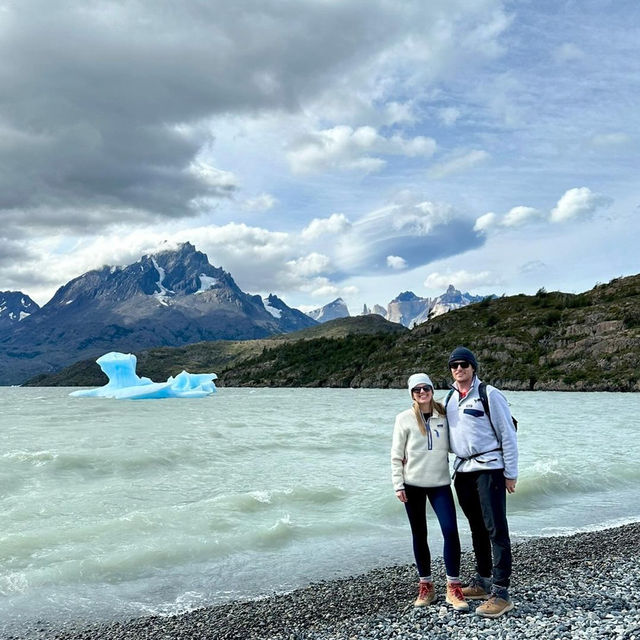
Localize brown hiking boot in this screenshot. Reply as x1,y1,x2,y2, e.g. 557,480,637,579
445,582,469,611
462,577,490,600
475,595,514,618
414,581,436,606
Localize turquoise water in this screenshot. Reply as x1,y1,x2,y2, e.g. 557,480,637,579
1,387,638,635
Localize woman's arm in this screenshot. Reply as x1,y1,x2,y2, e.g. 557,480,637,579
390,414,408,494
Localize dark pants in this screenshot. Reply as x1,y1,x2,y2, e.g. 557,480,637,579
403,484,461,578
454,469,512,589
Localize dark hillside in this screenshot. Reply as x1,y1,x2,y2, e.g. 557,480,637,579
24,275,640,391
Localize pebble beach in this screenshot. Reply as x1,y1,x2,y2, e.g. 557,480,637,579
6,522,639,640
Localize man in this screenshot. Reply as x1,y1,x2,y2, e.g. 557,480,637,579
445,346,518,618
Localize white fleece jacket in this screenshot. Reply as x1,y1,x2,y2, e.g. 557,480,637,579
390,407,451,490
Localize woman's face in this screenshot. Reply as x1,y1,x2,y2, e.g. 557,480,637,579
411,385,433,409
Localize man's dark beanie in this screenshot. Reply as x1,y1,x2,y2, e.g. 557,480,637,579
448,346,478,371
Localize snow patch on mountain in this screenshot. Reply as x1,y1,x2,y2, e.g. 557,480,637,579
195,274,218,294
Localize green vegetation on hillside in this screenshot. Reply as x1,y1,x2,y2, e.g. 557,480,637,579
24,275,640,391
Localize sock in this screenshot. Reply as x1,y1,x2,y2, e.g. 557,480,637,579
419,575,433,583
446,576,461,584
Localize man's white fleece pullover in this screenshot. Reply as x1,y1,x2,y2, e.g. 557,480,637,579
446,377,518,479
390,408,451,490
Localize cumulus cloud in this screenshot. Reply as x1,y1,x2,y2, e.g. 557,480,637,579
550,187,613,223
474,212,497,233
429,149,489,178
386,255,407,270
424,270,500,290
502,206,543,227
474,206,541,233
301,213,352,240
1,0,507,239
286,253,331,277
287,125,436,174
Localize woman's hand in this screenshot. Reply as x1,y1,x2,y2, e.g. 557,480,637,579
395,489,408,503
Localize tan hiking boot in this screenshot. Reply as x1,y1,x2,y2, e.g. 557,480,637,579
462,577,490,600
445,582,469,611
475,595,514,618
414,581,436,606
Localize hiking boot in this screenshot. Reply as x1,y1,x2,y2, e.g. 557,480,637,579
462,576,490,600
445,582,469,611
414,581,436,606
475,595,514,618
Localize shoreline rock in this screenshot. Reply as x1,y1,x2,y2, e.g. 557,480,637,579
5,522,640,640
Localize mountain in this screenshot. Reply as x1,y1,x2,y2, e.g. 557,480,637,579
386,291,431,327
25,315,408,387
378,285,488,328
25,274,640,391
0,291,40,329
215,274,638,391
429,284,486,319
262,294,320,332
307,297,350,322
310,287,487,327
0,243,316,385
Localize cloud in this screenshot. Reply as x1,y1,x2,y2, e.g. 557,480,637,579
286,253,331,277
590,132,631,148
519,260,548,275
429,149,489,178
474,212,497,233
301,213,352,240
287,125,436,174
3,0,506,238
438,107,461,126
335,198,485,274
550,187,613,223
424,270,501,290
502,206,543,227
554,43,585,63
386,255,407,270
242,193,278,211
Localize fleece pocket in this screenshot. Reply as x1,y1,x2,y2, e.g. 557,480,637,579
463,408,484,418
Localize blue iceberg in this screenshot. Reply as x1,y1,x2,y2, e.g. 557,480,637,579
69,352,217,399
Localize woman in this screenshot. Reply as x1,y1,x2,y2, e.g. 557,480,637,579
391,373,468,611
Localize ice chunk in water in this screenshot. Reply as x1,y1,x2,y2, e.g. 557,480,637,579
69,351,217,399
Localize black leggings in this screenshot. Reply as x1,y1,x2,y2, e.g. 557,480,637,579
403,484,461,578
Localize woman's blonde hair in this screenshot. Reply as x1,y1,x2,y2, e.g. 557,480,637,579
412,397,446,436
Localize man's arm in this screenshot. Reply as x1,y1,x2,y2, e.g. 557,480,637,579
488,388,518,483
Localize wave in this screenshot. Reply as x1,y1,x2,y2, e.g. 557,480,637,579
515,457,640,501
2,448,185,478
212,486,349,514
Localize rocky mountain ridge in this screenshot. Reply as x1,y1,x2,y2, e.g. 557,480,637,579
0,243,317,385
27,274,640,392
309,285,487,328
0,291,40,329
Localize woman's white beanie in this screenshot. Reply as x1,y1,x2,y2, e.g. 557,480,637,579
407,373,434,397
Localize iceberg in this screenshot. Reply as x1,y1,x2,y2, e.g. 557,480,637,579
69,352,217,399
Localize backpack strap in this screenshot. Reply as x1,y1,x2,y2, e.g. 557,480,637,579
444,388,454,410
480,381,518,432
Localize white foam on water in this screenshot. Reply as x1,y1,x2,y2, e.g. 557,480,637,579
1,387,639,633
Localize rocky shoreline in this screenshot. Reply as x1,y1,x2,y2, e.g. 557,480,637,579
6,523,640,640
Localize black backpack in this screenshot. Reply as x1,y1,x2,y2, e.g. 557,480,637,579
444,382,518,435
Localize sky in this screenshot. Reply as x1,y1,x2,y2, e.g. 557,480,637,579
1,0,638,315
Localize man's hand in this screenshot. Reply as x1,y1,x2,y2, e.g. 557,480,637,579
505,478,517,494
396,489,408,503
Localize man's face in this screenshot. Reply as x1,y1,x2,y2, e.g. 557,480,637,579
450,360,474,386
